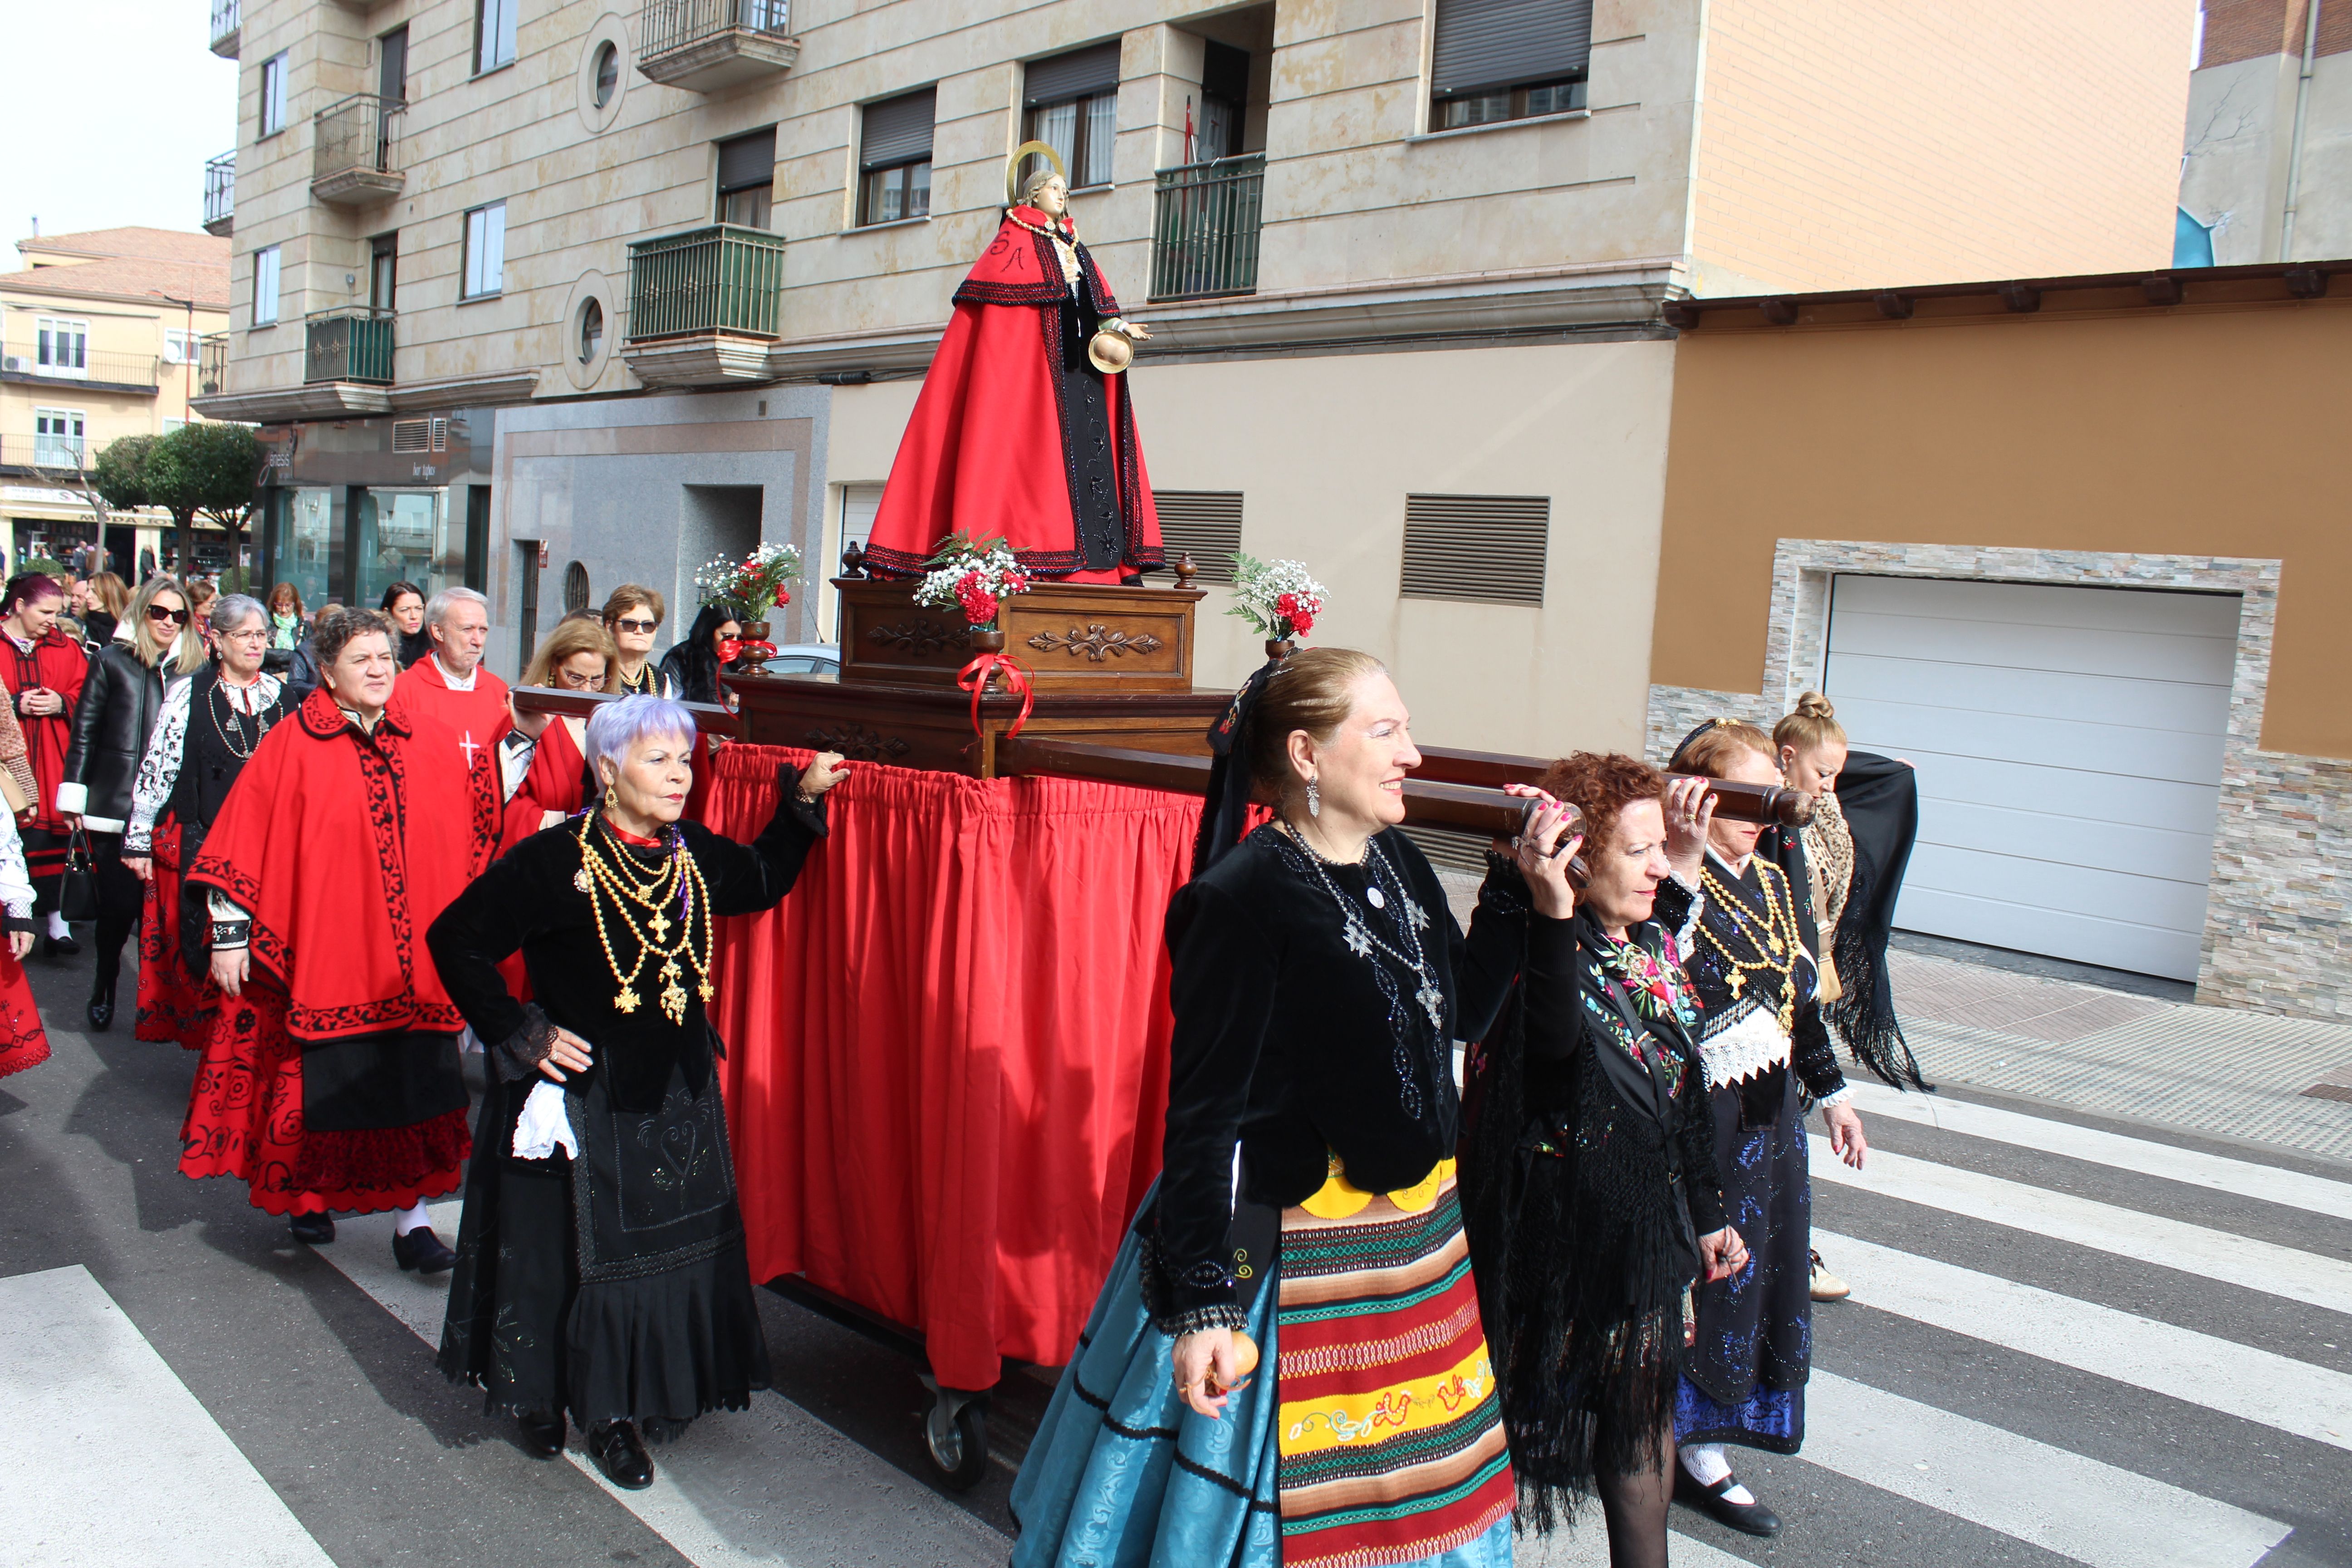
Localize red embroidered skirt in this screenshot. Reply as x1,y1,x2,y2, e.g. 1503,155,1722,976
0,944,48,1079
135,819,217,1050
180,980,468,1216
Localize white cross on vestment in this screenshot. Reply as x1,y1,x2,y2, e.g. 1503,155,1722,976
458,731,480,766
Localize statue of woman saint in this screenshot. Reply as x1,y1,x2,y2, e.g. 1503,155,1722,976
861,155,1166,584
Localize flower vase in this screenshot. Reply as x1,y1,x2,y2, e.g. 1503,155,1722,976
969,626,1006,689
742,621,772,642
1264,638,1297,661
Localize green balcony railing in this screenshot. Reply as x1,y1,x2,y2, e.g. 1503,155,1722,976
625,224,787,340
305,306,395,385
1150,153,1264,302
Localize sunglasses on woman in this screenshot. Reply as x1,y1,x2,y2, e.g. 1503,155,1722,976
147,604,191,626
612,617,658,634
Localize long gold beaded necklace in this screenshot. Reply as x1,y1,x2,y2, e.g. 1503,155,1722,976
1696,857,1802,1034
573,813,714,1023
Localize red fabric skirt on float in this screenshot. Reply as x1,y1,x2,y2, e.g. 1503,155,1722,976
0,944,47,1079
179,979,469,1216
135,819,217,1050
698,743,1198,1392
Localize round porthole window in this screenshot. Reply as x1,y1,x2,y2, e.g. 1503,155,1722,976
593,41,619,107
578,298,604,365
564,560,591,612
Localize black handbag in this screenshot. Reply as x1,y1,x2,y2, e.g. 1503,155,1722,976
59,829,100,924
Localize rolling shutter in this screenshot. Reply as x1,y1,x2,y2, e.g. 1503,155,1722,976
1400,494,1548,605
862,88,936,170
717,127,775,193
1152,490,1244,583
1430,0,1593,98
1024,41,1121,106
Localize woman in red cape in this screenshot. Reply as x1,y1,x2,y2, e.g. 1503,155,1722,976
0,801,51,1078
0,573,88,954
182,608,499,1264
861,162,1164,584
124,593,294,1050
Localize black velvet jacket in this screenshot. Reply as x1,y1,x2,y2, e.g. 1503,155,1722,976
425,780,825,1113
1150,823,1529,1332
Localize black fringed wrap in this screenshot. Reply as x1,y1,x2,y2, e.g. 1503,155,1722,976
1190,659,1280,877
1821,750,1930,1089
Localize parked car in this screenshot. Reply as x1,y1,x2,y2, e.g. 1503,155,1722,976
760,642,841,677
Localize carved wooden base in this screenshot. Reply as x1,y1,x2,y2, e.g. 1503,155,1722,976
837,577,1205,693
730,672,1227,779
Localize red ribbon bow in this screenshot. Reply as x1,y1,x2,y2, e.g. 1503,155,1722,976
957,650,1036,740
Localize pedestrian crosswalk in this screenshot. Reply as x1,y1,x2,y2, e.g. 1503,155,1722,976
26,1069,2343,1567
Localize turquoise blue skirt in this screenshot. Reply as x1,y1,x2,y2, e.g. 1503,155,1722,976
1009,1189,1516,1568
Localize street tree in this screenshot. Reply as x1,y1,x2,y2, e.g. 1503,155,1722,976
145,422,265,573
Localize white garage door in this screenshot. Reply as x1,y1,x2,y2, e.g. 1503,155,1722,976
1821,576,2239,981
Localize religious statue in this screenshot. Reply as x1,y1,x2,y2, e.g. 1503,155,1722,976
860,146,1166,583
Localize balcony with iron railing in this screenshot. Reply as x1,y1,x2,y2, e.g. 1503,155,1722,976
203,152,235,236
209,0,238,56
198,333,229,398
621,224,786,385
311,94,404,206
0,434,89,473
1150,154,1265,302
305,307,395,386
0,348,161,393
637,0,798,91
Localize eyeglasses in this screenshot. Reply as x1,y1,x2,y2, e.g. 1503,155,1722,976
613,617,658,634
147,605,191,625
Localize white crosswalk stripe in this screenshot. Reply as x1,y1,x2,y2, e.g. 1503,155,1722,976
1808,1135,2352,1310
1844,1080,2352,1220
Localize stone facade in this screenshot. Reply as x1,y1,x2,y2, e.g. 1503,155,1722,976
1646,538,2352,1024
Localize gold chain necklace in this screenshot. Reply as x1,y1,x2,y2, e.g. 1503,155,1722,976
573,813,714,1023
1697,858,1801,1034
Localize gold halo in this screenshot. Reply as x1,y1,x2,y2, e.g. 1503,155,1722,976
1005,141,1068,207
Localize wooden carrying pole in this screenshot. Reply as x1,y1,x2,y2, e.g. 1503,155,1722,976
511,686,741,736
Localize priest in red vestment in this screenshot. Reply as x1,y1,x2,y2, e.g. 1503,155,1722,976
0,573,88,952
183,606,499,1267
861,164,1164,583
395,586,512,776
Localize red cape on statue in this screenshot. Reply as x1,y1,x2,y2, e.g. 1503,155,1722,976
188,687,501,1040
396,655,513,767
862,206,1162,583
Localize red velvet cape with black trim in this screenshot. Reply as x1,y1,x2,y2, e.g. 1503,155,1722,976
862,206,1164,583
1,629,88,867
187,687,500,1040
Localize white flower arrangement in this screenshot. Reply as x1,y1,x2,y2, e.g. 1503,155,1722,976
913,533,1033,627
694,541,802,617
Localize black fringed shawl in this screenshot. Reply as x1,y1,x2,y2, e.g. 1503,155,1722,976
1821,751,1930,1089
1461,909,1725,1530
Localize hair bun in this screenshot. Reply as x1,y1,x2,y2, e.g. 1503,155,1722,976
1794,691,1836,720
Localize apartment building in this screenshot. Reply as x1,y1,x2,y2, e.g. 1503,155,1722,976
2,229,231,577
196,0,2190,754
2180,0,2352,263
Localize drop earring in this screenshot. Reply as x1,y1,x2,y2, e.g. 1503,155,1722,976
1306,778,1321,818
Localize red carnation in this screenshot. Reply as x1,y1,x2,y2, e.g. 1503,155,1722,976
1276,592,1298,617
1290,610,1315,635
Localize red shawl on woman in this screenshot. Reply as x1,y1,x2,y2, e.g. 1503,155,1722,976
1,629,87,873
862,206,1162,583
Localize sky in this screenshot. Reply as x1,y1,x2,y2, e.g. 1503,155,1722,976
0,0,242,259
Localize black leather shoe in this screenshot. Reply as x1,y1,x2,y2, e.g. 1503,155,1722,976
392,1225,456,1274
516,1410,566,1460
86,980,115,1032
587,1421,654,1490
43,933,79,960
1675,1465,1782,1536
289,1212,335,1245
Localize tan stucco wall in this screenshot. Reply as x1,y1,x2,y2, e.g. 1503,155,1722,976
1689,0,2195,294
1651,293,2352,760
829,339,1677,758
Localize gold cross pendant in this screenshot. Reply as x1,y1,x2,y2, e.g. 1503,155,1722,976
1727,970,1745,995
650,913,672,939
615,987,641,1014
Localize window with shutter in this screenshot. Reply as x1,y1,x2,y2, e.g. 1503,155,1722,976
1150,490,1244,583
717,127,777,228
1024,41,1122,188
1428,0,1591,129
1399,494,1548,605
860,89,936,225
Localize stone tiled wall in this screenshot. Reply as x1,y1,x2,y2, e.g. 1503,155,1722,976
1646,539,2352,1023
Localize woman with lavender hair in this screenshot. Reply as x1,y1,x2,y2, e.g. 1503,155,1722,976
427,696,848,1488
